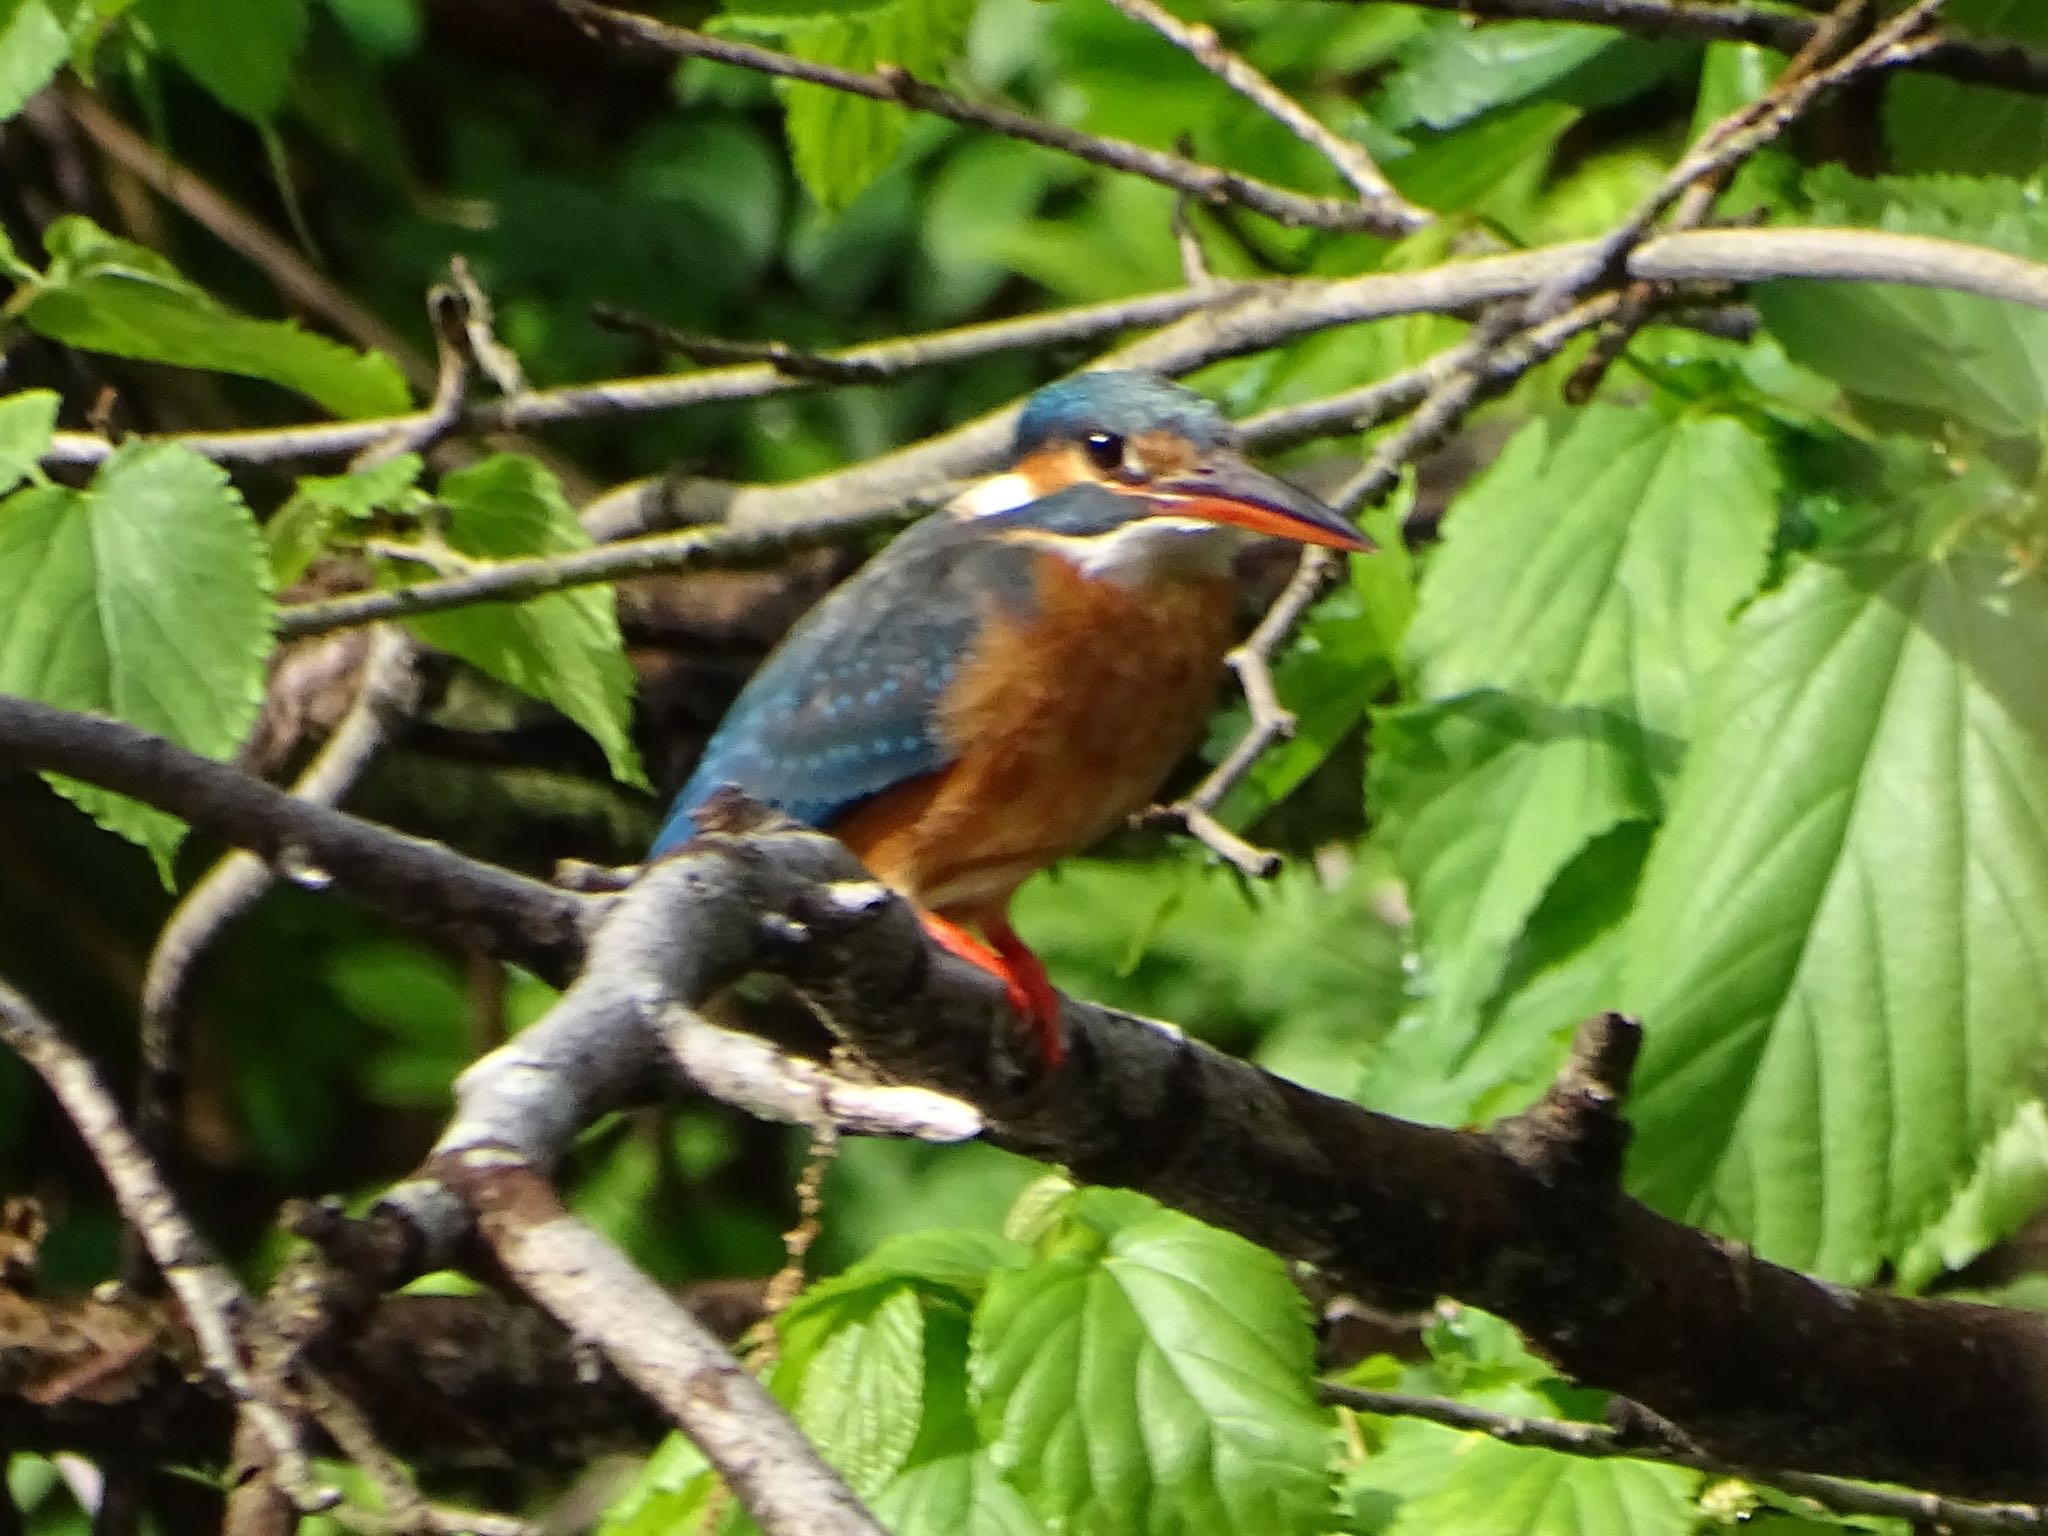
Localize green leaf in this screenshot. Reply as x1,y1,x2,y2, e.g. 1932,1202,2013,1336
1619,555,2048,1281
1383,101,1579,217
133,0,308,119
0,390,58,496
1690,40,1781,141
873,1451,1047,1536
969,1189,1332,1536
267,454,423,587
1407,406,1779,742
14,216,408,419
0,443,272,876
1374,19,1678,132
0,0,77,121
594,1435,739,1536
0,222,31,282
1364,408,1777,1116
828,1226,1026,1297
1754,171,2048,442
397,455,645,787
1363,1432,1700,1536
1885,0,2048,176
789,1285,927,1497
1897,1099,2048,1293
322,0,422,60
1364,692,1657,1122
723,0,975,210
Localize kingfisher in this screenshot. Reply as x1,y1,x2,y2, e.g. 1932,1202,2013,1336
652,371,1371,1066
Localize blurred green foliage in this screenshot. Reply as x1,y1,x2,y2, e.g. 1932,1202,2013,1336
2,0,2048,1531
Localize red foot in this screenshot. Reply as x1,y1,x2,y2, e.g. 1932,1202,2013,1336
919,911,1066,1068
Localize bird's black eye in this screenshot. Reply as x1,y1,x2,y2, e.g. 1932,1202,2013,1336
1082,431,1126,474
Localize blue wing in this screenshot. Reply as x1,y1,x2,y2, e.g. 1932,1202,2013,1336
649,505,1048,854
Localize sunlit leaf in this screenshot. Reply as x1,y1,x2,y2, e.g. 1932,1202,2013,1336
1374,18,1678,132
874,1451,1046,1536
1621,555,2048,1281
0,389,58,496
395,454,646,788
1898,1099,2048,1294
14,217,409,418
970,1188,1332,1536
1755,170,2048,442
1357,1428,1700,1536
789,1286,926,1497
0,443,272,877
0,0,75,121
267,453,423,587
1364,408,1777,1118
719,0,976,211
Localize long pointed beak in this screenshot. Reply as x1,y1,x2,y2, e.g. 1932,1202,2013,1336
1153,452,1375,552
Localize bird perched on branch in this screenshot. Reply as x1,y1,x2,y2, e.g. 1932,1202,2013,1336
652,371,1371,1065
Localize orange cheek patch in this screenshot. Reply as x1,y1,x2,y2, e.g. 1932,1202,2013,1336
1017,444,1100,494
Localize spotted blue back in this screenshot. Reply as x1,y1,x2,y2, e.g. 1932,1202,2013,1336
652,505,1044,852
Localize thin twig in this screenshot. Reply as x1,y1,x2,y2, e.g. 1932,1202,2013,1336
353,279,481,470
1319,1383,2048,1534
1160,3,1939,859
545,0,1422,234
58,87,430,388
0,979,338,1516
591,305,890,384
274,505,917,638
1333,0,2048,95
1102,0,1421,222
1564,0,1870,400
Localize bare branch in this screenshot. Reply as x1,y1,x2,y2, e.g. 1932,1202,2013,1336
136,628,424,1231
661,1008,984,1141
541,0,1420,235
591,304,893,384
42,282,1244,470
441,1155,886,1536
1101,0,1421,222
38,226,2048,488
0,694,591,978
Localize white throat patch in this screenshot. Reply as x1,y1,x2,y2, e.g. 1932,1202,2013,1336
1053,516,1241,585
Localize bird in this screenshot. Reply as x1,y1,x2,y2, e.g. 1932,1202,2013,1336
651,370,1372,1066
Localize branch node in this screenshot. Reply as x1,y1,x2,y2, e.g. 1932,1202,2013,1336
1491,1012,1641,1191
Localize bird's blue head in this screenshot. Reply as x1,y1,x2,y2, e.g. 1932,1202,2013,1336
976,370,1371,554
1015,372,1231,457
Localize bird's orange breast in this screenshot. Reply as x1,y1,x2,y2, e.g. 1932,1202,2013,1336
833,553,1236,916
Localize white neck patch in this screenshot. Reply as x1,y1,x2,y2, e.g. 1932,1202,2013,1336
1050,517,1241,585
949,471,1040,518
